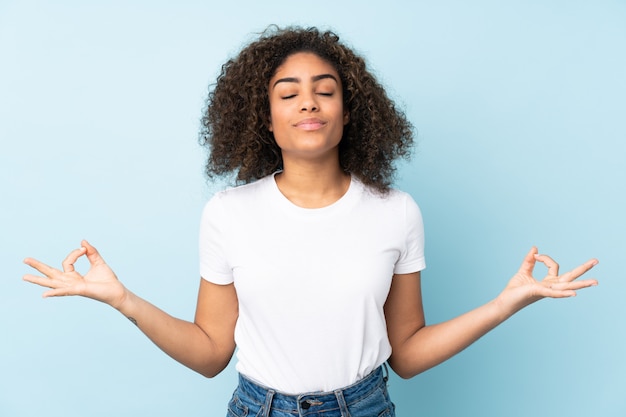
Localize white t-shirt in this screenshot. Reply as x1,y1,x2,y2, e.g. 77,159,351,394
199,173,425,393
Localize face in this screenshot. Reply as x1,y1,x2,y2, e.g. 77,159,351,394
268,52,349,163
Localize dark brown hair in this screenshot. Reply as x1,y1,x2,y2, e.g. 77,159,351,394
200,26,414,193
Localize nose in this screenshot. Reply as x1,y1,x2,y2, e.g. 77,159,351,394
299,92,318,112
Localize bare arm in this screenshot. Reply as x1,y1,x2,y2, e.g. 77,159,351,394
118,279,237,377
23,240,237,378
384,247,598,379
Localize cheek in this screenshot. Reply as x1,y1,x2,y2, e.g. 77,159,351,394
268,106,289,132
268,107,278,132
267,96,280,132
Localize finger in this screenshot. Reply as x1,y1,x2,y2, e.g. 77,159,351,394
534,277,598,300
557,258,599,283
534,253,559,277
23,257,58,277
24,271,83,297
546,279,598,292
518,247,539,275
61,247,87,273
42,286,78,298
536,286,577,298
81,240,106,267
23,273,56,288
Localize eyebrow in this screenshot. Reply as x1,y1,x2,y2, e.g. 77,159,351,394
272,73,338,89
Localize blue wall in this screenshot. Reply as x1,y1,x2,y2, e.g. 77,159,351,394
1,1,624,416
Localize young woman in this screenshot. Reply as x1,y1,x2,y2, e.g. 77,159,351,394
23,27,598,417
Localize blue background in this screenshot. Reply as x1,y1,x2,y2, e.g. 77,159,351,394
1,1,624,416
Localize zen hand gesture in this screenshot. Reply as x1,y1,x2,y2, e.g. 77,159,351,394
23,240,127,309
497,247,598,314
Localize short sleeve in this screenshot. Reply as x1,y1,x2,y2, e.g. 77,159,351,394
199,193,234,284
393,194,426,275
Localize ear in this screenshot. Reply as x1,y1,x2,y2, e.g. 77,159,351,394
268,115,273,132
343,111,350,125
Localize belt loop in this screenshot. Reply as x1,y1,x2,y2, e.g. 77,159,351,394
334,389,350,417
262,389,275,417
382,362,389,384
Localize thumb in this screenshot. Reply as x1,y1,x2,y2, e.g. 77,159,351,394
81,240,106,266
518,246,539,276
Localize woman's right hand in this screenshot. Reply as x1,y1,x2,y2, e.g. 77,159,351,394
24,240,238,377
23,240,128,309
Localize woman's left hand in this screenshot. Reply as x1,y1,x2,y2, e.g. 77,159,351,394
496,247,598,315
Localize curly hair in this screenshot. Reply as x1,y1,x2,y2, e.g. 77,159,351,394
200,26,414,193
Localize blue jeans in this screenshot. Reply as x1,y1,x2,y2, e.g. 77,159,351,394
226,365,395,417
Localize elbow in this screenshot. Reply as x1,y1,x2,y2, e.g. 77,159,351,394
197,363,222,378
194,339,236,379
392,368,420,380
200,370,221,379
389,358,416,379
193,354,233,379
197,361,229,379
395,370,417,380
387,356,421,380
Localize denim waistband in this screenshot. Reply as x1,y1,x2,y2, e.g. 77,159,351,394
236,365,389,415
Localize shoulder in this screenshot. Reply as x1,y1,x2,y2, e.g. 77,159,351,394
206,174,274,207
355,177,418,209
354,179,424,230
200,175,275,227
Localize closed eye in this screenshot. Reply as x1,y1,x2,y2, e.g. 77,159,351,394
281,94,297,100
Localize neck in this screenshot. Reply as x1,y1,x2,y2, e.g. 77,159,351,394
275,158,350,209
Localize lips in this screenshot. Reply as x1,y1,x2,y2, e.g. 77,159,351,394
294,118,326,130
